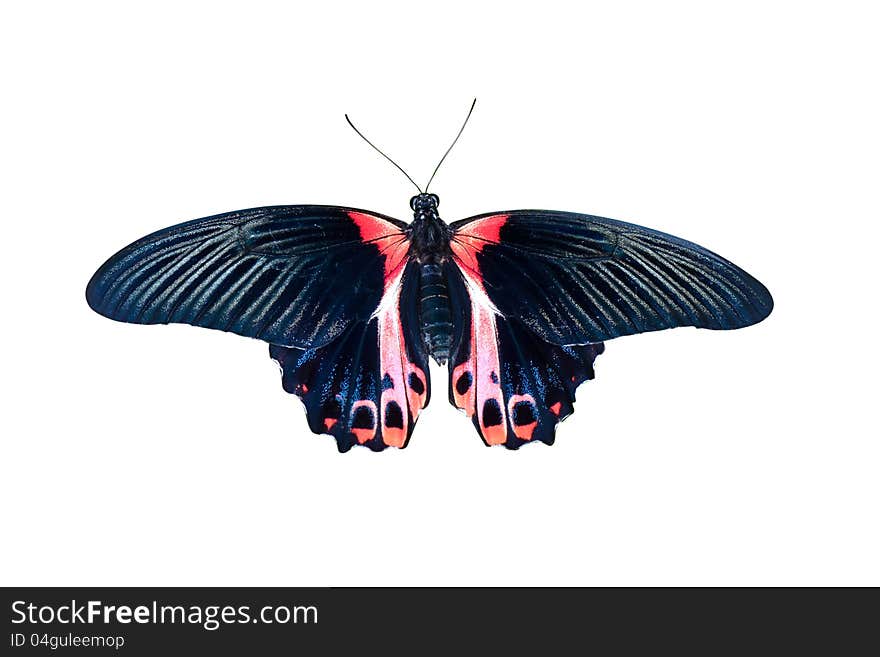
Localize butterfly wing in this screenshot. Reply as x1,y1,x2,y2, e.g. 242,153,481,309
445,210,772,448
448,210,773,346
86,205,411,348
87,205,429,451
445,261,603,448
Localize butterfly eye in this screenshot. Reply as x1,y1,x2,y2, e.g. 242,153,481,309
429,194,440,207
410,196,419,211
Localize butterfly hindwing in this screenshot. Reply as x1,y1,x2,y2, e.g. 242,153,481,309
271,260,430,452
445,261,604,448
448,210,773,347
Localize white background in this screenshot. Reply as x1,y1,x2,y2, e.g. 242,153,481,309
2,1,878,586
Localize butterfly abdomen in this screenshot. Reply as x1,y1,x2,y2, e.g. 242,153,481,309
418,261,452,365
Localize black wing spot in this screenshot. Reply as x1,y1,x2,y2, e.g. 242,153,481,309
408,372,425,395
512,401,537,426
321,397,341,420
482,399,503,427
455,371,473,395
490,371,499,384
384,401,404,429
352,405,375,429
381,373,394,390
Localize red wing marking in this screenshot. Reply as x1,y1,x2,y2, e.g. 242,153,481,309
449,216,511,445
405,367,428,422
376,267,411,447
348,211,425,448
350,400,378,444
348,211,409,281
374,263,426,448
450,268,508,446
473,299,506,445
508,394,538,441
452,361,475,416
449,214,508,277
549,402,562,417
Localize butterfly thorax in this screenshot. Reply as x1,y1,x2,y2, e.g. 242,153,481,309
407,195,452,262
407,194,453,365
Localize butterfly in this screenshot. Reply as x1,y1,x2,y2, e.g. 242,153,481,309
86,101,773,452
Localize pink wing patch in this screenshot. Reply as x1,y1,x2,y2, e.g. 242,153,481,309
449,214,507,280
349,211,409,282
348,211,427,448
449,215,511,445
375,265,428,447
450,292,506,445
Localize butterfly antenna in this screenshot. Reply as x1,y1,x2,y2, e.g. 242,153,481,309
345,113,422,193
424,98,477,193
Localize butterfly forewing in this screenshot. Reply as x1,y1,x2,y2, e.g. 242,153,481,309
448,210,773,346
86,206,410,348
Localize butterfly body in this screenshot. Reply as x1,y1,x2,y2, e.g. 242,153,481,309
407,193,454,365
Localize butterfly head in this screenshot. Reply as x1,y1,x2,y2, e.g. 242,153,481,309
410,193,440,212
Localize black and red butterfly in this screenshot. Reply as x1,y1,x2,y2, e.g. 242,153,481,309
86,103,773,451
